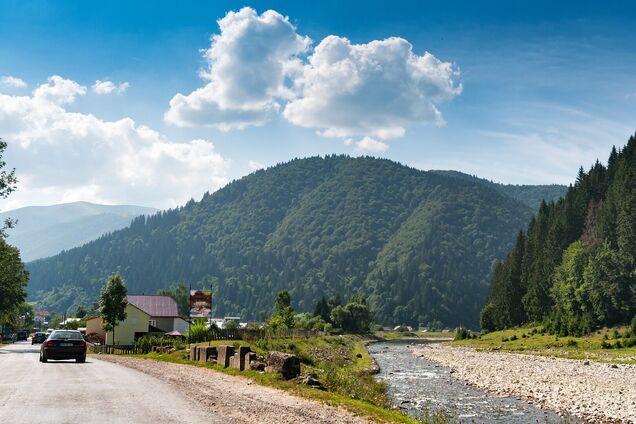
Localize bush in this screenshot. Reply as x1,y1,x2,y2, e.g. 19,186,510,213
614,340,623,349
502,337,509,342
623,337,636,348
631,316,636,336
454,327,469,341
137,335,185,354
187,321,209,343
565,339,578,347
509,334,518,341
600,340,612,349
613,329,621,339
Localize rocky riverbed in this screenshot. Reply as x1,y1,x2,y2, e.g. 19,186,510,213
413,344,636,423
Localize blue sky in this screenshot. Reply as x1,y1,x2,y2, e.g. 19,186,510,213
1,1,635,209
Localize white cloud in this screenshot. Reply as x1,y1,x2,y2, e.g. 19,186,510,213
92,80,130,95
0,76,229,209
351,136,389,153
165,8,462,148
284,36,462,140
1,76,27,88
165,7,310,130
248,160,265,170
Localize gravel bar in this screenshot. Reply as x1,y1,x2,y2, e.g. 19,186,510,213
413,344,636,423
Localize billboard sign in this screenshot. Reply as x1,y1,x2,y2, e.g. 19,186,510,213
189,289,212,318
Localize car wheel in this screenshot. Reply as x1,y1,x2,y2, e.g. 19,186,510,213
41,352,48,363
76,355,86,363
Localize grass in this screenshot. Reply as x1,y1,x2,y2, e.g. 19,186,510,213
453,325,636,364
123,335,420,423
374,331,453,341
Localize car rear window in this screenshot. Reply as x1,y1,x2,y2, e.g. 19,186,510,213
50,331,83,340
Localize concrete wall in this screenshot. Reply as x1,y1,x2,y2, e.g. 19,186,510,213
85,317,105,338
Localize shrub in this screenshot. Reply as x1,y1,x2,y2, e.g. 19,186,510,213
502,337,509,342
521,333,527,338
623,337,636,348
613,329,621,339
565,339,578,347
454,327,469,341
631,316,636,336
614,340,623,349
600,340,612,349
187,321,209,343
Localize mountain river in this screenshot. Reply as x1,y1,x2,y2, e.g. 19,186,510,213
368,339,577,423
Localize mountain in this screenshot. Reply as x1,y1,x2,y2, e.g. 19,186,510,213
431,170,568,210
481,135,636,335
1,202,158,261
27,156,539,328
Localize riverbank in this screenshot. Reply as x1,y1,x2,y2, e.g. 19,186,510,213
413,343,636,423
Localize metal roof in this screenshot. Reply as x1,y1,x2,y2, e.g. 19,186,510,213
126,295,179,318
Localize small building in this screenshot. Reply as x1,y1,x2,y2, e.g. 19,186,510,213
85,294,185,345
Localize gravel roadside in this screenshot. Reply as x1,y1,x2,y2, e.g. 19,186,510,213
413,344,636,423
98,355,370,424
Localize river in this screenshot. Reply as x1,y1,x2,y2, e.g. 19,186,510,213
368,339,573,423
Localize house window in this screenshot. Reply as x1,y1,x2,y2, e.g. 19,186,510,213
149,319,156,327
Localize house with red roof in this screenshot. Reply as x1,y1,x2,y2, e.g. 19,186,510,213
85,294,188,345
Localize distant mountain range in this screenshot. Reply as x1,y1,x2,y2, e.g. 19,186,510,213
1,202,158,261
26,156,567,328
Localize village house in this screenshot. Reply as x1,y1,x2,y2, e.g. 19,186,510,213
85,295,187,345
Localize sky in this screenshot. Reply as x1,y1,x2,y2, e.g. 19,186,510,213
1,0,635,210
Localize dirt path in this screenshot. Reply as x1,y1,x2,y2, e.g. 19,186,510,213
99,355,370,424
414,344,636,423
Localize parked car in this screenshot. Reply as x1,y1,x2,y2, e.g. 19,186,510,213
16,330,28,341
32,332,47,344
40,330,87,363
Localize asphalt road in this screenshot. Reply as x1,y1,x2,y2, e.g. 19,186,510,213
0,340,217,424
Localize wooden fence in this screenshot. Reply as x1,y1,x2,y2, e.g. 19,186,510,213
90,344,140,355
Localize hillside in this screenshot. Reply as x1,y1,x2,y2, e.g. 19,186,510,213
431,170,568,210
482,135,636,334
1,202,158,261
27,156,535,328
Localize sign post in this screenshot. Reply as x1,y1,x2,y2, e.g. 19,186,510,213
189,288,212,347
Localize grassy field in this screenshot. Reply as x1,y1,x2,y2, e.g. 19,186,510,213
453,325,636,364
123,335,424,424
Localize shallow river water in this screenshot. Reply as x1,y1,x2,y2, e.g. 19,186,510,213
368,339,573,423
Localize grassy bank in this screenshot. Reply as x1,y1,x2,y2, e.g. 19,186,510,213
118,335,421,423
453,326,636,364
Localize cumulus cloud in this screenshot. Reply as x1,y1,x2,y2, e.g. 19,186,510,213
0,76,229,208
165,8,462,149
92,80,130,95
165,7,310,130
284,36,462,140
1,75,27,88
350,136,389,153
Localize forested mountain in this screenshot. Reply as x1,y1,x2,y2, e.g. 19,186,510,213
432,170,567,210
0,202,157,261
482,135,636,335
27,156,535,328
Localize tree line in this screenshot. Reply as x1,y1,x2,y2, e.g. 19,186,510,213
482,135,636,335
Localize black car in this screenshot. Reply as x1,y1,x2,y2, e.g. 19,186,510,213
32,332,47,344
16,330,28,341
40,330,87,363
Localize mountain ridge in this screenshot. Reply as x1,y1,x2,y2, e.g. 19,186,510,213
26,155,563,327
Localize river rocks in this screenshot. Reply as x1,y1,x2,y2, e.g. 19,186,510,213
265,351,301,380
300,374,326,390
413,344,636,423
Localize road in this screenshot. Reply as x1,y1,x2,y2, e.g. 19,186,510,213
0,341,218,424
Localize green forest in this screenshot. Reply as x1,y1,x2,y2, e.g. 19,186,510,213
27,155,562,328
482,135,636,335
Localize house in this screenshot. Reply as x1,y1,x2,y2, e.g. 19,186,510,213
85,295,187,345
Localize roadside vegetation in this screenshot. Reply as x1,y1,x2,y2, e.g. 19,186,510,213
125,334,419,423
452,325,636,364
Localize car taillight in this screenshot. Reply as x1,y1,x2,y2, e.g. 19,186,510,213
79,341,86,348
46,341,54,347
